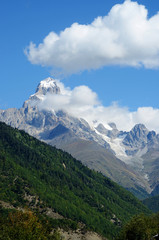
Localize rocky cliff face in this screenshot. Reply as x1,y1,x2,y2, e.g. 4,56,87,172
123,124,149,148
0,77,159,197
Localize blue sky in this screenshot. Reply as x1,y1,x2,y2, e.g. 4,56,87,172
1,0,159,130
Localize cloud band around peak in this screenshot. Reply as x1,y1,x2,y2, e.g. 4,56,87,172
31,79,159,133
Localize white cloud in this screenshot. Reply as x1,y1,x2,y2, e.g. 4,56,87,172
25,0,159,74
38,84,99,115
36,80,159,133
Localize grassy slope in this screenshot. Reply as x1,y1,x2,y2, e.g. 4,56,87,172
0,122,150,239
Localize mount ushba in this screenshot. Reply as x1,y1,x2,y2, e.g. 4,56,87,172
1,77,159,199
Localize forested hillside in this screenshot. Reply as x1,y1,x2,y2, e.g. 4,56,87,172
0,122,150,239
117,212,159,240
143,194,159,213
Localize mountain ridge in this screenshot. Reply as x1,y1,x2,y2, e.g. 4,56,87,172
0,77,159,198
0,121,151,239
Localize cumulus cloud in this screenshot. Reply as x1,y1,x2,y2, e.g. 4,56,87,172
25,0,159,74
36,80,159,133
38,83,99,116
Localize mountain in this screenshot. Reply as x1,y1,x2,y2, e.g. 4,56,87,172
142,149,159,195
47,136,150,199
0,77,159,198
143,194,159,213
122,124,159,157
0,121,151,239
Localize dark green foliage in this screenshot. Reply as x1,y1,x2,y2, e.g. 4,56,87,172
117,212,159,240
0,122,150,239
143,194,159,212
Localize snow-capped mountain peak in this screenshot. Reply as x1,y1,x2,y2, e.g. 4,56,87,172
24,77,61,105
35,77,60,96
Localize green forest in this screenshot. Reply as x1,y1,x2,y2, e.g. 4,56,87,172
143,194,159,213
0,121,157,239
117,212,159,240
